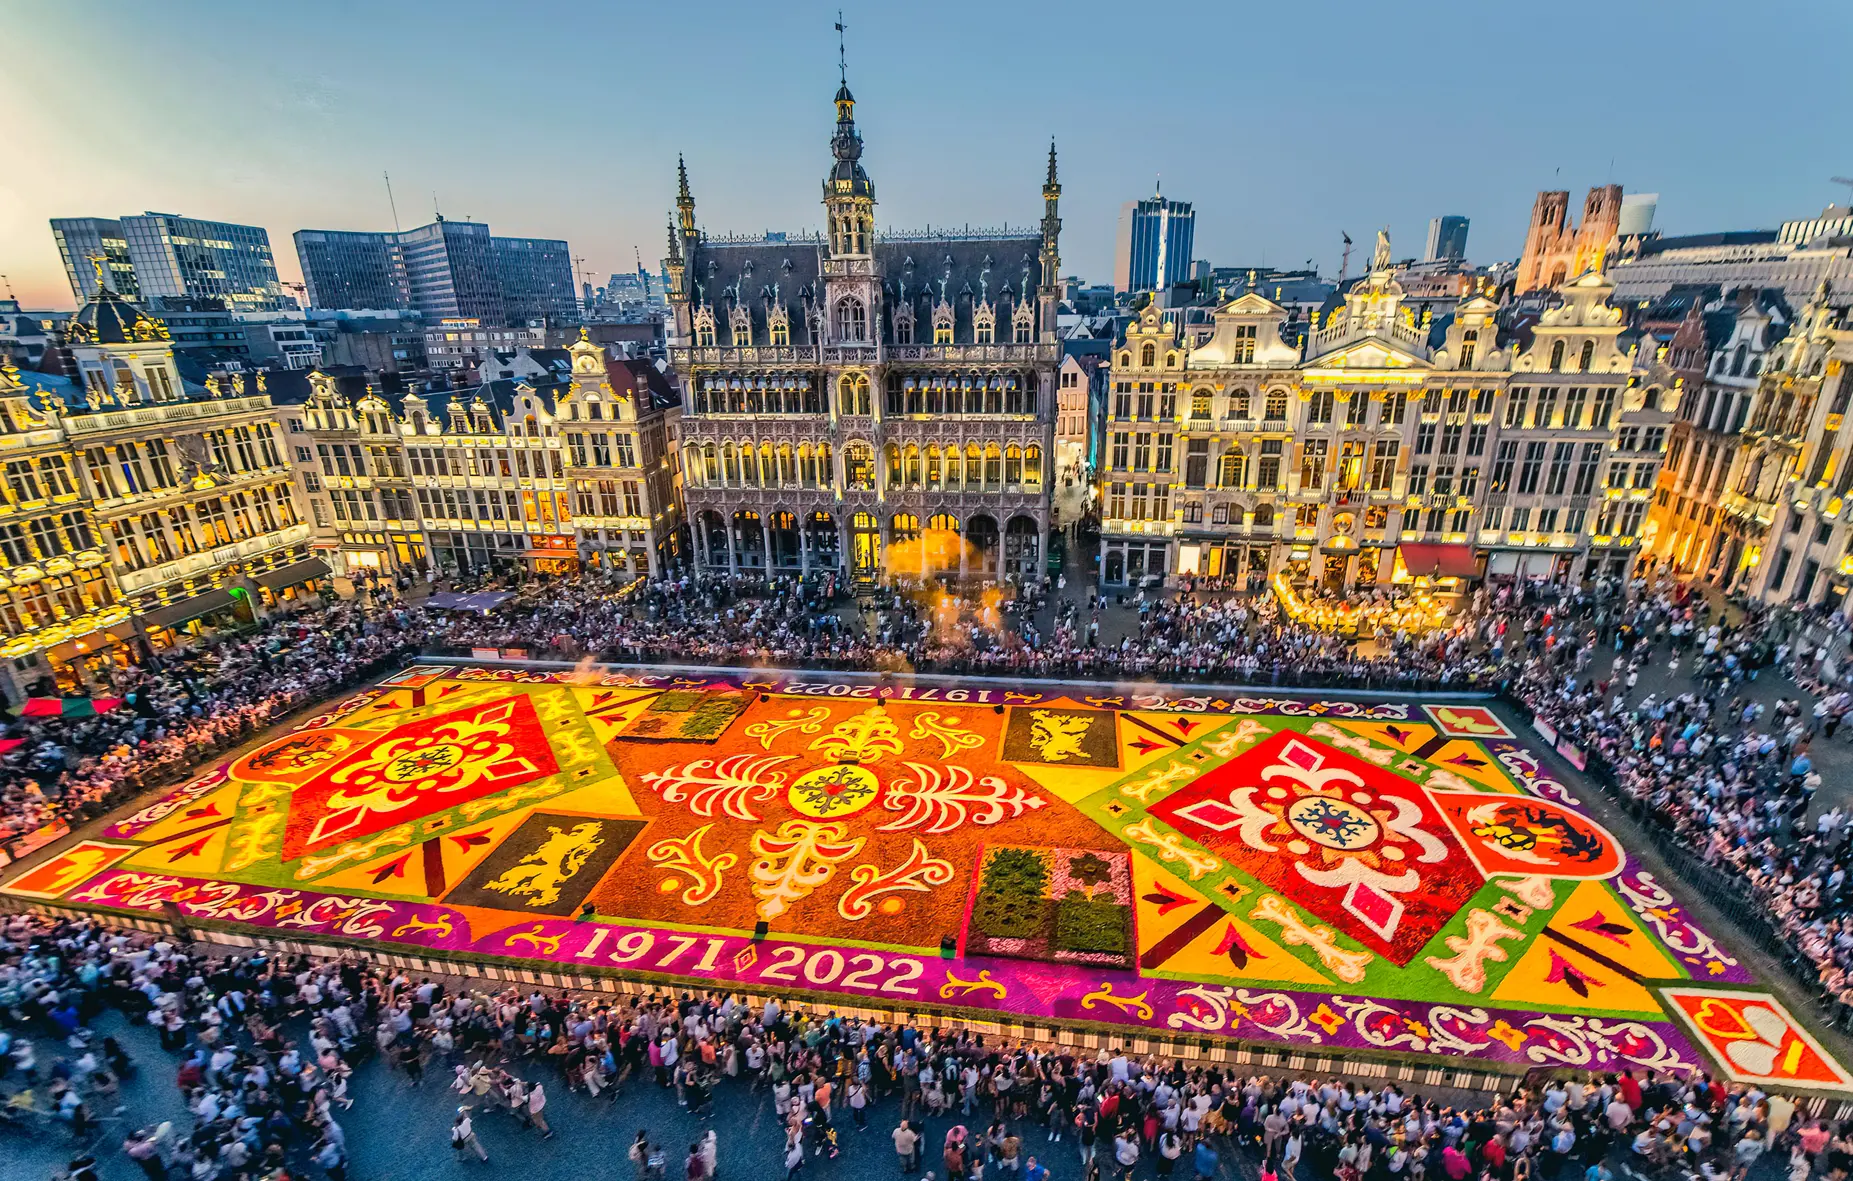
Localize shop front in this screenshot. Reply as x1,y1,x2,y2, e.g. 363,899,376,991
253,557,332,611
139,587,253,650
525,535,580,575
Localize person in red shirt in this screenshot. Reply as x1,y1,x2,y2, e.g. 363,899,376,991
1618,1071,1642,1113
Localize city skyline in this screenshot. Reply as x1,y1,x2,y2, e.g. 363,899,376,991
3,0,1847,310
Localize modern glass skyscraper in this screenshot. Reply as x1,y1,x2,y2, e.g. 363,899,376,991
50,218,139,302
292,229,410,311
294,218,574,324
1424,215,1470,263
1113,193,1195,293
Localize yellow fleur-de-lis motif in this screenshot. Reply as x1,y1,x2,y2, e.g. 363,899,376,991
1080,981,1154,1020
939,968,1008,1000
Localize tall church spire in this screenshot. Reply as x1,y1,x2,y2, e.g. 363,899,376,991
822,23,874,259
676,155,696,234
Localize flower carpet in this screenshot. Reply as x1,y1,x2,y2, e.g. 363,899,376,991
6,664,1848,1091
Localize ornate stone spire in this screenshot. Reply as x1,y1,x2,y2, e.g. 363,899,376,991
676,155,696,234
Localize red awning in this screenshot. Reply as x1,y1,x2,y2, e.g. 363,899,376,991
1396,543,1479,580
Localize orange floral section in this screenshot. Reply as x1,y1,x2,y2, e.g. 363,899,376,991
592,695,1107,948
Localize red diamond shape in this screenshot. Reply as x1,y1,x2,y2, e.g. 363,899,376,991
279,696,557,861
1149,729,1483,963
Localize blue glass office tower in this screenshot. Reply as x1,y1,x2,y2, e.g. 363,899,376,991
1114,194,1195,293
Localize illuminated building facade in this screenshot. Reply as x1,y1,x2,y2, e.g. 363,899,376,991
1721,284,1853,608
279,332,680,580
1099,234,1675,591
0,284,314,698
666,79,1061,583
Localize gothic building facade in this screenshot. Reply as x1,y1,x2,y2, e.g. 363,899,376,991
665,80,1061,584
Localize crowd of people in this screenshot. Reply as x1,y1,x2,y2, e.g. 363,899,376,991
0,599,423,856
6,567,1853,1181
8,567,1853,1018
1497,583,1853,1010
0,909,1833,1181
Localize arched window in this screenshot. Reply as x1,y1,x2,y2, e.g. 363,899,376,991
1229,389,1251,419
983,443,1002,486
834,296,867,342
1731,345,1747,377
844,442,875,490
904,444,921,487
925,445,942,486
1578,340,1595,372
839,373,870,416
1549,340,1566,372
885,443,903,488
1004,445,1022,486
1119,351,1133,368
1141,343,1156,367
1024,444,1043,488
1253,502,1275,528
964,443,982,488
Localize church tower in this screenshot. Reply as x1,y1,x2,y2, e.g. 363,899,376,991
1038,142,1062,343
819,62,881,356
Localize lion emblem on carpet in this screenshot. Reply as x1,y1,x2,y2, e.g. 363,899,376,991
484,822,606,907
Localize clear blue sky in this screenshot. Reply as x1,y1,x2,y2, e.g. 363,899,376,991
4,0,1846,310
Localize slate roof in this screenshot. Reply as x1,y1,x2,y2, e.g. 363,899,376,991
689,232,1046,346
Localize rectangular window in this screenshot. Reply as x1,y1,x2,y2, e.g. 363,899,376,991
1533,388,1559,429
616,434,637,467
1504,387,1529,428
1407,464,1429,496
1573,442,1603,496
1369,440,1399,490
1517,441,1547,494
1466,424,1488,457
1155,435,1172,473
1415,424,1436,455
1299,440,1328,490
1489,440,1519,493
1184,439,1208,489
1258,440,1282,489
1133,433,1152,472
1591,387,1617,429
1111,432,1129,470
1379,392,1406,425
1564,387,1588,429
1545,442,1575,495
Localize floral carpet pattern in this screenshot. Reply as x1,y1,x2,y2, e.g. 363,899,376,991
6,665,1848,1091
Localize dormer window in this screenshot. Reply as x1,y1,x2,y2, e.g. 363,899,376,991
834,296,867,343
933,301,954,345
1578,340,1595,372
693,307,717,348
973,303,995,345
1549,340,1566,372
730,307,752,347
1460,329,1478,369
1141,343,1156,367
1235,324,1256,363
893,304,914,345
768,305,791,347
1013,301,1034,344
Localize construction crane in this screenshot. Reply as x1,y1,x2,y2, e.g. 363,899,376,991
1833,177,1853,205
